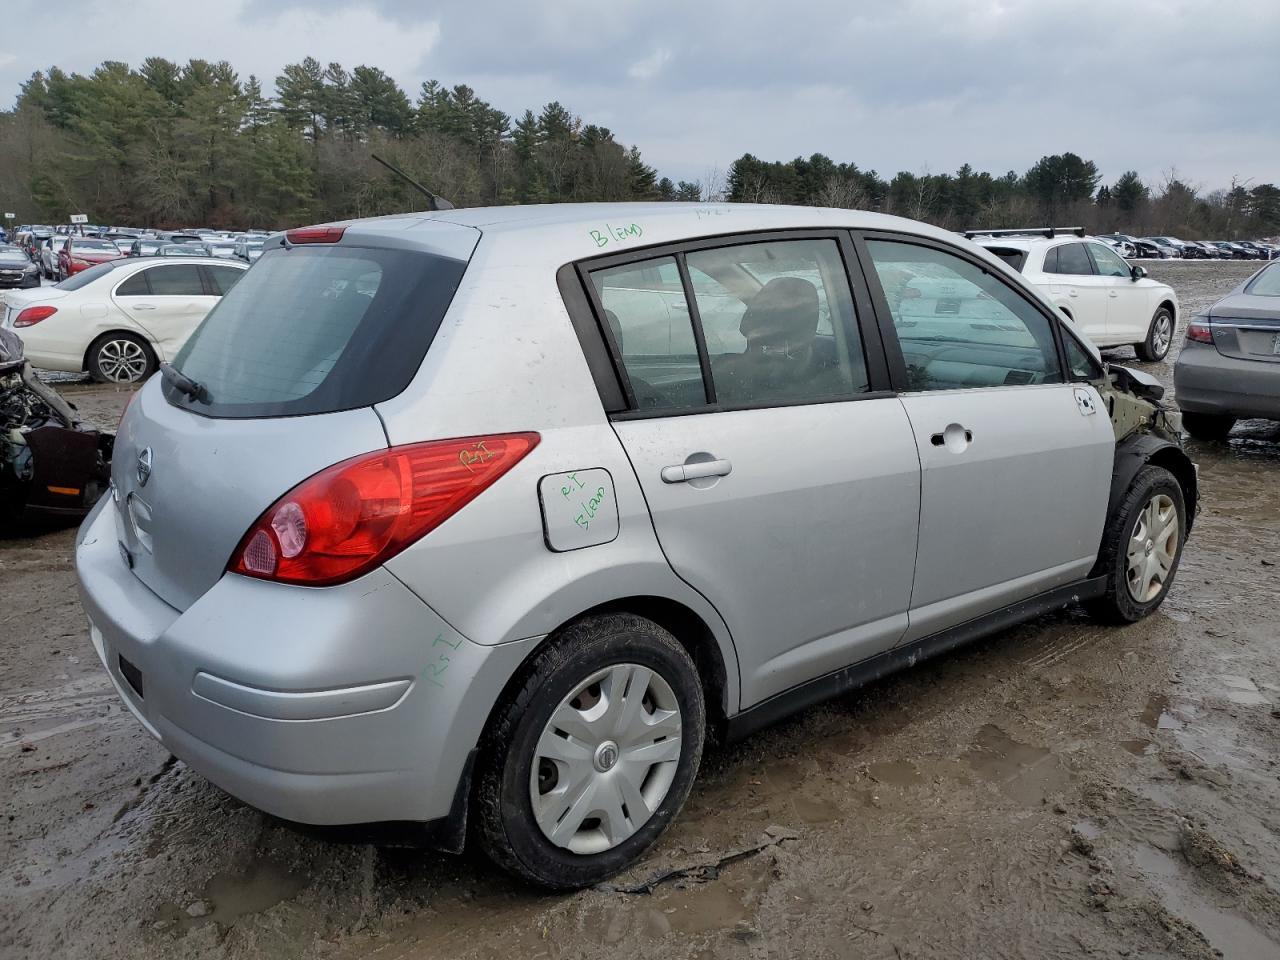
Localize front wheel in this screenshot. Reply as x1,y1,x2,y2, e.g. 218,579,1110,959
1135,307,1174,362
1087,465,1186,624
475,613,706,889
87,332,156,384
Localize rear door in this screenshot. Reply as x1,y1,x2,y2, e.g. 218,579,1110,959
588,233,921,708
111,263,216,361
1043,242,1110,343
856,233,1114,643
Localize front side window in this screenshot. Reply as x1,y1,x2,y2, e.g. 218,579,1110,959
865,239,1063,392
686,239,867,406
591,256,705,412
1088,242,1131,278
1063,333,1103,379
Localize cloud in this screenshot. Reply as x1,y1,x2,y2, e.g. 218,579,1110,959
627,48,671,82
3,0,1278,189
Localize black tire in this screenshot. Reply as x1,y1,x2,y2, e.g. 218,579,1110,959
1181,411,1236,442
1086,465,1186,624
475,613,705,890
1135,306,1174,362
86,331,157,384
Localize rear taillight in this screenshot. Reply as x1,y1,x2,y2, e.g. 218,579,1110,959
229,433,540,586
1185,321,1213,344
14,305,57,327
286,225,346,245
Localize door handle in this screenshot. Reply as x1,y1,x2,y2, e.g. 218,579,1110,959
1109,290,1118,297
132,304,156,310
930,426,973,447
661,459,732,483
1068,289,1079,297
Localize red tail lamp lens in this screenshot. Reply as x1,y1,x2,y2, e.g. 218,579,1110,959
229,433,540,586
14,306,57,327
1185,322,1213,344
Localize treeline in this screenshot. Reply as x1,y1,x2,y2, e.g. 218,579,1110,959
0,58,700,228
727,152,1280,240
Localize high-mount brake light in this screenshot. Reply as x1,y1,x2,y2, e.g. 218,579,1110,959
286,225,347,245
14,305,57,327
229,433,540,586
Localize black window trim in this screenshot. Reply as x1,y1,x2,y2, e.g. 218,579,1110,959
561,227,898,421
849,228,1071,394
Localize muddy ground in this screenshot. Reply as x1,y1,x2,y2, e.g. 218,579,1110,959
3,260,1279,959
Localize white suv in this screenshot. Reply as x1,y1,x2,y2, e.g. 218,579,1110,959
970,229,1179,361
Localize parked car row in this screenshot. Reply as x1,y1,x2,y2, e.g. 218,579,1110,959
1098,233,1278,260
8,223,274,279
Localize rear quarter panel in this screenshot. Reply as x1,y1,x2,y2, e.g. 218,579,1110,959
375,232,742,713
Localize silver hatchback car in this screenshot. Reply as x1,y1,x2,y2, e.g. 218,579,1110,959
76,204,1196,888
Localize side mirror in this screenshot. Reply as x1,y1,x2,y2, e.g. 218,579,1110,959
1130,265,1147,281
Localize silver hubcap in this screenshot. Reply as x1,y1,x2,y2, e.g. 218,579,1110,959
97,339,148,382
1152,314,1172,356
531,663,682,855
1127,493,1179,602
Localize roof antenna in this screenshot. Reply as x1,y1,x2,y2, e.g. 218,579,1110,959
370,153,455,211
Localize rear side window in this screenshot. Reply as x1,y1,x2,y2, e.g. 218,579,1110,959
170,245,468,418
115,271,151,296
591,256,706,412
1045,243,1094,275
985,247,1027,271
148,264,204,296
687,238,867,405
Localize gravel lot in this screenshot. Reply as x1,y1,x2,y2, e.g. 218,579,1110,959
2,260,1278,960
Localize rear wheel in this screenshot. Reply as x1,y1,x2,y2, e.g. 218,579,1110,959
1181,411,1236,441
1087,465,1185,624
1135,307,1174,362
87,332,156,384
475,613,705,889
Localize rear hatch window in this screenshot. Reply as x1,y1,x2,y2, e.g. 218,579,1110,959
168,244,468,418
984,247,1028,272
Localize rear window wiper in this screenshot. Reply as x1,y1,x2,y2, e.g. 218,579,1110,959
160,363,207,403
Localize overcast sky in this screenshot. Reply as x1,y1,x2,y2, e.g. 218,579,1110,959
4,0,1278,191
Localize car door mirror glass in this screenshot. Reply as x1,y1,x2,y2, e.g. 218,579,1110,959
1130,265,1147,281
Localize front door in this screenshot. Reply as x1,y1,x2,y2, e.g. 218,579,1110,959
591,236,921,708
1084,240,1147,343
859,236,1115,643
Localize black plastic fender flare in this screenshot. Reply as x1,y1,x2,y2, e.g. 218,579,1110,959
1106,433,1198,540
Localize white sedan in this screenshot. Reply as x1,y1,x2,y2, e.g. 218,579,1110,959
0,256,246,382
972,231,1179,361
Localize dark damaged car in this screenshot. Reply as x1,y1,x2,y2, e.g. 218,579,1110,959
0,328,113,529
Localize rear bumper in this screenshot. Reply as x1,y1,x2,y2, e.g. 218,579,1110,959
1174,341,1280,420
75,495,539,827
